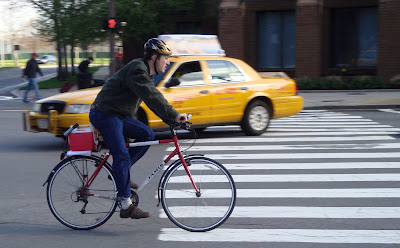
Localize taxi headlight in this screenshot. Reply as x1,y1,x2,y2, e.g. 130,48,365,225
65,104,91,114
33,103,41,112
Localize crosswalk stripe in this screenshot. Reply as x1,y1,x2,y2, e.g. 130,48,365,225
262,131,399,136
158,228,400,243
270,124,388,127
168,174,400,183
205,152,400,160
268,127,400,131
159,206,400,218
161,188,400,198
186,162,400,170
168,143,400,151
184,135,395,143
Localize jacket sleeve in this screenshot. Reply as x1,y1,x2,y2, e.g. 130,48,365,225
126,67,179,124
37,65,43,76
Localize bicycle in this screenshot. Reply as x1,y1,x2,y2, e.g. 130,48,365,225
43,117,236,232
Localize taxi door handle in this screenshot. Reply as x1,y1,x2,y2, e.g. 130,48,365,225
241,87,248,91
200,90,209,94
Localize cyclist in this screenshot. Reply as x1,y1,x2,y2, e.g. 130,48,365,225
89,38,187,219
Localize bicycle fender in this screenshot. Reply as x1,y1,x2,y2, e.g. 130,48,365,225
42,155,103,187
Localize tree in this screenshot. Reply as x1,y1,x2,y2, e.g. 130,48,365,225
29,0,108,79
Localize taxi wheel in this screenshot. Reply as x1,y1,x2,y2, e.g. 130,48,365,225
241,100,271,136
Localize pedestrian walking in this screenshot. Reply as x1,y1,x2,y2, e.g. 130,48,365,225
21,52,43,103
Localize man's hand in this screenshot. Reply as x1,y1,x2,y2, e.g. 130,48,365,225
175,113,187,123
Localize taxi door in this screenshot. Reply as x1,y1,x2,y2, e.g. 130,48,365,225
206,59,248,123
149,60,212,126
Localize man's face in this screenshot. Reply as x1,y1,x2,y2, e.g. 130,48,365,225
155,55,170,73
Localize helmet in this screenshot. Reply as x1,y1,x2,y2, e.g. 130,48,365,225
144,38,172,56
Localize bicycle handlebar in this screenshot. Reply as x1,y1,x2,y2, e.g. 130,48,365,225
63,123,79,137
170,114,192,131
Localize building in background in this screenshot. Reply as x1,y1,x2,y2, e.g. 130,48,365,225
219,0,400,82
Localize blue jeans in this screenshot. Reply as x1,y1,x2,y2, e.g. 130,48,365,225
89,108,155,200
23,78,42,101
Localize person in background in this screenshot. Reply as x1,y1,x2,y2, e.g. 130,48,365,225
78,57,94,73
21,52,43,103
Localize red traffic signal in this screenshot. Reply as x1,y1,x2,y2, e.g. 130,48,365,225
103,18,121,31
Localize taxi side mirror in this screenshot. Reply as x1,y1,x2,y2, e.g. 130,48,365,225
165,78,181,88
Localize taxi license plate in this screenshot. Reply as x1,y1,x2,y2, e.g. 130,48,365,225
37,119,49,129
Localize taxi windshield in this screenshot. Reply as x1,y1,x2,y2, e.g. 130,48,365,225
153,62,174,86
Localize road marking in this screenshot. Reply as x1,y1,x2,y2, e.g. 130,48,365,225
270,123,388,127
161,188,400,198
379,109,400,114
268,127,400,131
159,206,400,218
184,136,395,143
204,152,400,160
185,162,400,170
159,228,400,243
168,143,400,151
168,173,400,183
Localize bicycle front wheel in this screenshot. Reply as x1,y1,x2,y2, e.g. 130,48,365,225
161,156,236,232
46,155,118,230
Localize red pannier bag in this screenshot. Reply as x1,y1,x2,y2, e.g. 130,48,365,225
68,126,98,152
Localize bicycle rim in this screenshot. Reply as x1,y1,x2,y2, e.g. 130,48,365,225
47,156,118,230
161,157,236,232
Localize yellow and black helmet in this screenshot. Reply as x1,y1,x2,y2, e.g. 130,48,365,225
144,38,172,56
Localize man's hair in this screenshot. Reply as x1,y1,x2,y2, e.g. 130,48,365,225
88,57,93,61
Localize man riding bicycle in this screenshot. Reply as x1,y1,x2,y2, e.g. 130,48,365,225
89,38,187,219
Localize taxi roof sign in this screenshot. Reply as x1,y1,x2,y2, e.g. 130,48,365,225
158,34,225,57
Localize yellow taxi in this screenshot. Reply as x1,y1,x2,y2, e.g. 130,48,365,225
23,35,303,136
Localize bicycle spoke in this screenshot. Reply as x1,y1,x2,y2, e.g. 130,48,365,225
47,156,118,230
161,157,236,232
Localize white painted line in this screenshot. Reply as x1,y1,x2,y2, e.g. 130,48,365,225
168,143,400,151
162,188,400,198
187,162,400,170
159,206,400,218
184,136,395,143
158,228,400,243
379,109,400,114
262,131,399,136
168,173,400,183
205,152,400,160
274,118,372,122
270,124,387,127
268,128,400,132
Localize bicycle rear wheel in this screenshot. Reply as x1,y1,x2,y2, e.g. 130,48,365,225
46,155,118,230
161,156,236,232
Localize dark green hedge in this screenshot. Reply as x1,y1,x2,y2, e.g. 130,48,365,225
296,77,400,90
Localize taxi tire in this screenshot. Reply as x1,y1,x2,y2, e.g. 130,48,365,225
241,100,271,136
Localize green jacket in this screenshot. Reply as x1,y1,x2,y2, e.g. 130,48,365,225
93,58,179,124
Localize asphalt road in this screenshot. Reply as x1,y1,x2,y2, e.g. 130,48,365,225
1,106,400,248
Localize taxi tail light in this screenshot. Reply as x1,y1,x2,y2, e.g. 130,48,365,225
294,81,299,95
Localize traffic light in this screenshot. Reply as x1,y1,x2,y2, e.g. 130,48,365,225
103,18,121,31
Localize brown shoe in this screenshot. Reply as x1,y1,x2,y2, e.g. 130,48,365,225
120,204,152,219
130,181,139,190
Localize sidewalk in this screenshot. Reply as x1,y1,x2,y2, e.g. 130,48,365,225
299,89,400,109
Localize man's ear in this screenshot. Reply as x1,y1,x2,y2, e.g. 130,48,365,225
151,54,157,62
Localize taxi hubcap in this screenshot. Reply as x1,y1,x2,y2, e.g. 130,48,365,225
249,106,269,131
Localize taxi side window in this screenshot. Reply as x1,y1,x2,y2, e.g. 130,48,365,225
206,60,246,83
172,61,204,87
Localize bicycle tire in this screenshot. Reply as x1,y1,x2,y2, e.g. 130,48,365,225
161,156,236,232
46,155,118,230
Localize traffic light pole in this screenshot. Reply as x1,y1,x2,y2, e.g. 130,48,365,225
109,0,116,76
